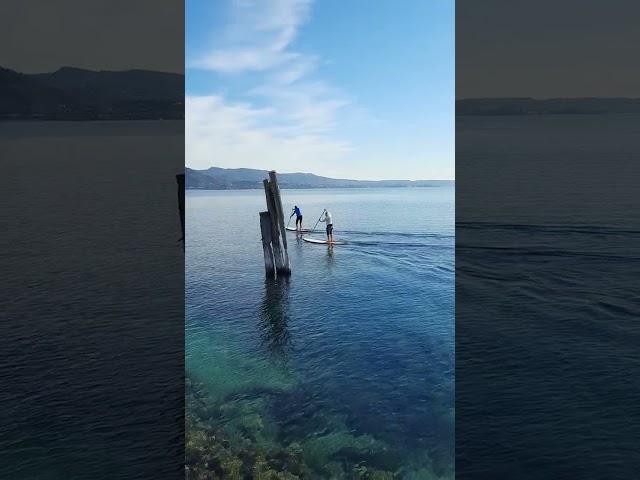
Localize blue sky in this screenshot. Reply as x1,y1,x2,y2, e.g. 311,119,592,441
186,0,454,180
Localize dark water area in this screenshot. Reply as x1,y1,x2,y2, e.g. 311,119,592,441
1,121,184,479
456,114,640,478
186,187,454,479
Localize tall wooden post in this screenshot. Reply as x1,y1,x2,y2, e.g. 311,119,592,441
176,173,185,251
260,171,291,277
268,170,290,270
260,212,275,278
263,179,286,273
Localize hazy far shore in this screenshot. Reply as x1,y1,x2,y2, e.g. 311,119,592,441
186,167,454,190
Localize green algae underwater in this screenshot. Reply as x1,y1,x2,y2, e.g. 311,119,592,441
186,188,454,479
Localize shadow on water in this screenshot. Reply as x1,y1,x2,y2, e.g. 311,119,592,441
259,277,292,368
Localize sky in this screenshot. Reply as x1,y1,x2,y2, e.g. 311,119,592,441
457,0,640,98
186,0,454,180
0,0,183,73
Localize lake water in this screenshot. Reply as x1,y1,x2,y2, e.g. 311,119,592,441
456,114,640,478
1,121,184,479
186,187,455,479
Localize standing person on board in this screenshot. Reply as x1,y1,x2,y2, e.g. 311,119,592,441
320,209,334,244
290,205,303,231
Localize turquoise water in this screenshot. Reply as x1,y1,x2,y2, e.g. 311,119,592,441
186,187,454,479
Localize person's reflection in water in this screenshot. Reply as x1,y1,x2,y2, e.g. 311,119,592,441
326,244,335,270
259,277,292,369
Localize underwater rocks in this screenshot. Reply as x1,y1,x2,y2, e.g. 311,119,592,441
186,376,421,479
300,432,387,473
186,378,310,479
186,415,400,480
185,422,310,480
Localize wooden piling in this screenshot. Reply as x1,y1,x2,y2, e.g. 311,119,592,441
260,211,275,278
176,173,185,250
263,179,286,273
268,170,290,270
260,172,291,277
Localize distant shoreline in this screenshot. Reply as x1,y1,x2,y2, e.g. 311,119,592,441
456,98,640,116
184,167,455,190
186,167,453,190
0,115,183,121
0,65,183,121
186,184,453,191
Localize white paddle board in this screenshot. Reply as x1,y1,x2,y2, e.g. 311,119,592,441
302,237,344,245
286,227,311,232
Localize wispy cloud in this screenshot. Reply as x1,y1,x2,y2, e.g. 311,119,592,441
186,95,351,171
187,0,353,172
190,0,312,73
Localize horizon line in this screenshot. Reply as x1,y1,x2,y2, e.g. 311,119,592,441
186,166,455,183
1,64,184,76
457,96,640,101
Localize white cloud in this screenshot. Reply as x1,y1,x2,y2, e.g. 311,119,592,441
249,81,349,134
190,0,312,73
270,54,318,84
186,0,355,173
186,95,351,172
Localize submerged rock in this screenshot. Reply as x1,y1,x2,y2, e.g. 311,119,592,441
186,373,424,480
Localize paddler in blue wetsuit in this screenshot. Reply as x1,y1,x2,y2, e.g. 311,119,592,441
290,205,303,231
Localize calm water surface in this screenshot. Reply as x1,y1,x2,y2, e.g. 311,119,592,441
1,121,184,479
456,114,640,478
186,187,454,478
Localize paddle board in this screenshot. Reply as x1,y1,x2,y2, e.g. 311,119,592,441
286,227,311,233
302,237,344,245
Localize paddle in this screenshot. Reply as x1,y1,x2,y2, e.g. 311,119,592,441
311,209,326,234
286,208,293,228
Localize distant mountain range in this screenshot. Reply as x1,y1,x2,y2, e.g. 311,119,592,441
0,66,183,120
457,97,640,116
186,167,453,190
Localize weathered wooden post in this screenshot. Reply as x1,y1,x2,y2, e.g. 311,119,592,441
260,171,291,277
176,173,185,251
263,179,286,273
269,170,290,270
259,212,275,278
